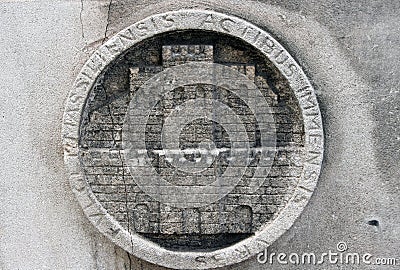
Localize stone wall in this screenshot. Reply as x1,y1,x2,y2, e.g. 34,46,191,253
0,0,399,269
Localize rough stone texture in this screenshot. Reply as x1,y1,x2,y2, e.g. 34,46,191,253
65,11,321,268
0,0,399,270
78,32,304,252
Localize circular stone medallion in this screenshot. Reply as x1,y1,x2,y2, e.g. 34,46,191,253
63,10,324,269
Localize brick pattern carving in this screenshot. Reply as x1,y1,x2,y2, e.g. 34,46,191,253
79,33,304,250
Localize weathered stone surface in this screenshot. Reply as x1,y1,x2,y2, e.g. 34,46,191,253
65,9,322,269
0,0,398,270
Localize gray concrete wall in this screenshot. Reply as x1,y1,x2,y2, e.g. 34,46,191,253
0,0,398,269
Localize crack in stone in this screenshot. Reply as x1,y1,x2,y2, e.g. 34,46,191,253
118,148,135,270
80,0,85,39
126,252,133,270
92,235,100,270
99,78,135,268
103,0,113,44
